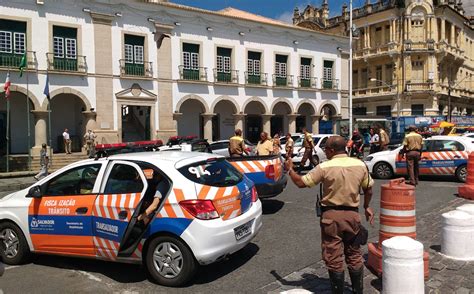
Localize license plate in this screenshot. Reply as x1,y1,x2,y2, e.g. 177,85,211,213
234,219,253,241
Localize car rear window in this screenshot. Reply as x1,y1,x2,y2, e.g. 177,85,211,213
178,158,243,187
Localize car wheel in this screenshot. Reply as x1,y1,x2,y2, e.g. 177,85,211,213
145,236,197,287
373,162,394,179
455,165,467,183
0,222,30,265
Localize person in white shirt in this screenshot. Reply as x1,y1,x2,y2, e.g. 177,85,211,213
63,128,72,154
369,128,380,154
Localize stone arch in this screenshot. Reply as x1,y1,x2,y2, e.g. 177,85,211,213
5,84,41,110
242,96,269,114
296,100,317,114
318,101,339,116
210,95,240,113
44,87,91,111
175,94,209,114
296,100,317,133
406,3,432,15
270,98,294,114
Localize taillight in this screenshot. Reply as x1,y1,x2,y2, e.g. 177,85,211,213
179,200,219,220
251,186,258,202
265,165,275,179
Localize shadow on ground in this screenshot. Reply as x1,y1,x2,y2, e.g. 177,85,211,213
261,199,285,215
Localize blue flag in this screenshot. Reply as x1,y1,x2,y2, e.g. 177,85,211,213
43,74,50,100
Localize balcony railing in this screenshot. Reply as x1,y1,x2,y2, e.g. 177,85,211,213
405,81,434,92
436,42,465,59
46,53,87,73
178,65,208,82
297,76,317,89
245,72,268,86
0,51,36,70
353,84,397,97
272,74,294,88
120,59,153,78
405,41,435,51
321,79,339,90
213,69,239,84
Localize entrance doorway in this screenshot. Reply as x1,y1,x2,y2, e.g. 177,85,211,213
245,115,262,143
121,105,150,142
271,116,283,136
296,116,306,133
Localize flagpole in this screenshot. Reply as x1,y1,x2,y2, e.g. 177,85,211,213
26,70,31,170
6,70,10,172
47,73,52,168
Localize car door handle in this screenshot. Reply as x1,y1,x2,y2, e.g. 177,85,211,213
76,207,88,214
118,210,128,220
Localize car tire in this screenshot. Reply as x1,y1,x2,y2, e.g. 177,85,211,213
145,235,197,287
0,222,30,265
373,162,394,179
455,165,467,183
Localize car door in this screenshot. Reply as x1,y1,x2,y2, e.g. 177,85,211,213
93,161,152,260
316,136,328,162
28,163,105,256
422,139,466,175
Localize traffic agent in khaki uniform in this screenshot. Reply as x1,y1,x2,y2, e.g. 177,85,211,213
299,128,318,169
228,129,248,157
285,136,374,294
400,126,423,185
285,133,295,160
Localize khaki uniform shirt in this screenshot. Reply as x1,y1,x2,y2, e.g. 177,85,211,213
403,132,423,151
229,136,245,155
303,133,314,149
256,139,273,156
301,154,374,207
285,138,294,153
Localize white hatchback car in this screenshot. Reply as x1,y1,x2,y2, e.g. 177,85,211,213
0,151,262,286
365,135,473,182
281,134,337,166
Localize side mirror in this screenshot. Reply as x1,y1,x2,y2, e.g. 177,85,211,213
27,186,42,198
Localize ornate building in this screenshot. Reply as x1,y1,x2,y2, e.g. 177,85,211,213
294,0,474,126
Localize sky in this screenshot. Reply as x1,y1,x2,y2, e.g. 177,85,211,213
171,0,474,22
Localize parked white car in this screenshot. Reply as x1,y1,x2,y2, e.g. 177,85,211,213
364,135,473,182
281,134,337,166
209,139,256,157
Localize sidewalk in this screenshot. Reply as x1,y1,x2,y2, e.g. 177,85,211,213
261,197,474,293
0,175,36,192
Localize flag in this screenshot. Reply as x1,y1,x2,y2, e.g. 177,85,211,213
43,73,50,100
3,72,10,99
18,52,27,78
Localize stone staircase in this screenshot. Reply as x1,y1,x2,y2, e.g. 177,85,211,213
31,152,89,171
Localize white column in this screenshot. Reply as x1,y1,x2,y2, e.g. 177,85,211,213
261,114,273,135
287,114,299,134
201,113,215,141
233,114,246,131
311,115,321,134
441,210,474,260
31,110,48,156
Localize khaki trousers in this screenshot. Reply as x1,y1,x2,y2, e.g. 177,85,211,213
406,151,421,185
300,148,318,167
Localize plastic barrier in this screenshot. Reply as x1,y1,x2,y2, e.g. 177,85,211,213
458,152,474,200
456,203,474,216
441,210,474,260
367,178,429,279
382,236,424,294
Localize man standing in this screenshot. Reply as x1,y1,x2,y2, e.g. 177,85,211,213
83,129,97,158
34,143,49,180
228,129,249,157
298,128,318,169
400,125,423,186
285,133,294,160
377,124,390,151
63,128,72,154
285,136,374,294
256,132,273,156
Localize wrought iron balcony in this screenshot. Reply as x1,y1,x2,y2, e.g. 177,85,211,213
321,79,339,90
213,69,239,84
46,53,87,73
0,51,36,70
120,60,153,78
297,76,317,89
178,65,208,82
272,74,294,88
245,72,268,86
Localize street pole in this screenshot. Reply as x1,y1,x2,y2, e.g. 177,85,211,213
5,69,10,172
396,89,400,132
26,70,31,171
349,0,353,134
448,85,451,123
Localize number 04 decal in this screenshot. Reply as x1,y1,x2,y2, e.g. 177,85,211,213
188,166,211,178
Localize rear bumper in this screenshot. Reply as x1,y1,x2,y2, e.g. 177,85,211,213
255,173,288,198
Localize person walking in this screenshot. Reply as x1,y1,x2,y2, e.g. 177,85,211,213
228,129,249,157
83,129,97,158
256,132,273,156
285,136,374,294
272,133,281,155
400,125,423,186
285,133,294,160
63,128,72,154
369,128,380,154
34,143,49,180
298,128,318,170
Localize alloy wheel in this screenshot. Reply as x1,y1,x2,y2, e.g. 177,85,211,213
0,228,19,258
153,242,183,279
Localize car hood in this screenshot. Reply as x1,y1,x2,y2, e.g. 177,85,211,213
0,189,27,204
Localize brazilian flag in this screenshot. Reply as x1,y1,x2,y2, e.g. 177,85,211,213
18,52,27,78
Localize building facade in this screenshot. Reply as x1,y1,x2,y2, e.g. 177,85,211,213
294,0,474,127
0,0,348,157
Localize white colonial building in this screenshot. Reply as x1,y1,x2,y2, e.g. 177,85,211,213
0,0,349,161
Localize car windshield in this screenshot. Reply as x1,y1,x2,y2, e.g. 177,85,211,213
178,158,243,187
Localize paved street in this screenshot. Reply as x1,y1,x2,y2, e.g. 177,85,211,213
0,175,471,293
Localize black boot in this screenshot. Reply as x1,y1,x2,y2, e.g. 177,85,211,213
328,270,345,294
349,267,364,294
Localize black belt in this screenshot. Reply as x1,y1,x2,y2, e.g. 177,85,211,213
321,206,358,213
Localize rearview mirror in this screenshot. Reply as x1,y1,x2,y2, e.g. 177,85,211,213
27,186,42,198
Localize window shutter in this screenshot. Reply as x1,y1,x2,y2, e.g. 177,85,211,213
247,59,253,74
254,60,260,74
183,51,190,69
217,55,223,72
65,38,76,58
275,62,280,76
191,52,199,69
13,32,25,54
223,56,230,72
124,44,133,63
53,37,64,58
0,31,12,53
134,45,144,64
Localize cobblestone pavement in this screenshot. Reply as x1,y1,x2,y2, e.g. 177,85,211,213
261,197,474,294
0,176,35,193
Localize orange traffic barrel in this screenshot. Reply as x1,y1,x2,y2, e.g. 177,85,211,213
459,152,474,200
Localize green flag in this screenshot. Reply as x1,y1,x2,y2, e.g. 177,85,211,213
19,52,27,78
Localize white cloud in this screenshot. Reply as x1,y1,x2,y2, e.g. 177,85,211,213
276,11,294,23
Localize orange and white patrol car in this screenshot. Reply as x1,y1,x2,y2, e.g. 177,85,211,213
365,135,474,182
0,151,262,286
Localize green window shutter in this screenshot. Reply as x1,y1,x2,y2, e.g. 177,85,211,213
0,19,26,33
301,57,311,66
183,43,199,53
124,34,144,46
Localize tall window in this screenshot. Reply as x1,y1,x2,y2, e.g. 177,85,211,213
275,54,288,86
411,104,424,116
411,61,424,82
182,43,200,80
385,64,393,85
216,47,232,82
247,51,261,84
353,107,367,115
0,19,27,67
376,105,391,117
123,34,145,76
323,60,334,89
52,26,78,71
353,70,358,88
300,57,312,87
375,66,382,86
361,68,368,88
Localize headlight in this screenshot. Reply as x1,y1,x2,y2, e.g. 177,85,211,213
365,156,373,162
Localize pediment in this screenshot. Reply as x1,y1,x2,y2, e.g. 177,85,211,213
116,83,157,100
